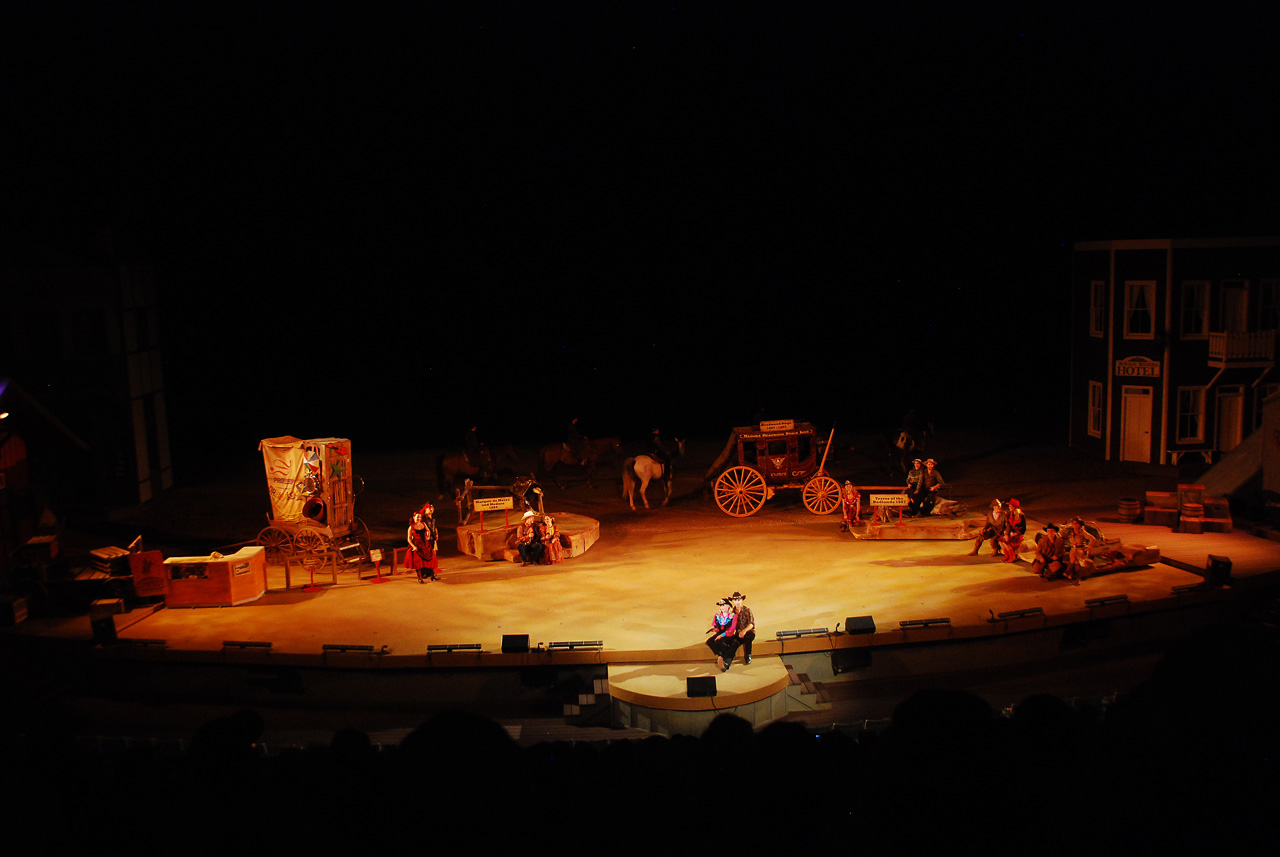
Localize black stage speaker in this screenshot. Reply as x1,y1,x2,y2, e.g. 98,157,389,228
687,676,717,698
501,634,530,654
1206,554,1232,587
845,615,876,635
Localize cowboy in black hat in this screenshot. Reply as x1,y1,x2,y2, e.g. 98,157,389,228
730,591,755,666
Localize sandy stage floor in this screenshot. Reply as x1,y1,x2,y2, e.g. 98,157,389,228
109,432,1278,658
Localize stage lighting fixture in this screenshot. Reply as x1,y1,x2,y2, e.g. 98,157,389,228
322,643,375,653
547,640,603,651
222,640,272,649
898,617,951,629
427,643,482,653
993,607,1044,620
774,627,830,640
1084,594,1129,607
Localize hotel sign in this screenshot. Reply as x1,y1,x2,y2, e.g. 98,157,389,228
1115,356,1161,378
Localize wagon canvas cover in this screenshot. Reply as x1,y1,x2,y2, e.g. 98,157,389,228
258,436,353,527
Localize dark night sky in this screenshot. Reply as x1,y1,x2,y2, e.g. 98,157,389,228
4,2,1279,461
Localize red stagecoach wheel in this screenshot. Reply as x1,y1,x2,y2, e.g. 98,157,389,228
714,466,768,517
802,474,842,515
257,526,293,563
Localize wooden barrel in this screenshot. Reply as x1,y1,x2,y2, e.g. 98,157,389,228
1118,497,1142,523
1180,501,1204,518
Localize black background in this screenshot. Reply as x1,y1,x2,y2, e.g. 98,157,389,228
4,2,1278,463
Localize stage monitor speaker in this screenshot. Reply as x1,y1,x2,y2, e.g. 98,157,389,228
1206,554,1232,587
845,616,876,635
687,676,717,698
502,634,530,654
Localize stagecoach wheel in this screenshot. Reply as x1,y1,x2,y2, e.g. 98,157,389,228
293,529,329,555
714,466,768,517
802,474,842,515
257,527,293,563
353,517,372,557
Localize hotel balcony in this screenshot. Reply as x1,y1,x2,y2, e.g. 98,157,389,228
1208,330,1276,368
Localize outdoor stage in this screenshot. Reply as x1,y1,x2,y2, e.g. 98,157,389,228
94,506,1280,734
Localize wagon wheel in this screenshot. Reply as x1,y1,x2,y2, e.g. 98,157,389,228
714,466,768,517
257,526,293,563
802,474,842,515
292,528,330,555
352,517,372,557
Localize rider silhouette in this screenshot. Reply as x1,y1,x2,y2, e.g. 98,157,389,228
464,425,485,466
649,428,673,467
567,417,589,465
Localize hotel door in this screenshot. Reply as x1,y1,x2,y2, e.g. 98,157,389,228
1120,386,1153,463
1217,387,1244,453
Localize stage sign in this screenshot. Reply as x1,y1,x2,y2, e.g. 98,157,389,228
759,419,795,432
473,496,514,512
870,493,910,507
369,549,383,563
1115,356,1160,377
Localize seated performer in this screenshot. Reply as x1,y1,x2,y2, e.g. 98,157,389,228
968,499,1006,556
1062,516,1097,583
999,498,1028,562
516,511,546,566
839,481,861,531
914,458,946,516
1031,522,1064,579
904,459,925,516
542,515,565,564
706,598,738,672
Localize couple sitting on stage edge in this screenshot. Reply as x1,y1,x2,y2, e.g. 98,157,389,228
706,592,756,673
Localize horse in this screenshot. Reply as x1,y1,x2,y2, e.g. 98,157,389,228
436,444,518,498
621,439,685,511
537,436,622,488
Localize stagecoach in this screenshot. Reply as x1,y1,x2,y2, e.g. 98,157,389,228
255,437,370,562
705,420,841,517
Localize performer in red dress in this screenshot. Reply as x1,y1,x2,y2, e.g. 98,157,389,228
542,515,565,564
405,504,440,582
999,498,1028,562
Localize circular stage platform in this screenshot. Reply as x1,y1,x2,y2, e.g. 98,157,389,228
608,657,792,734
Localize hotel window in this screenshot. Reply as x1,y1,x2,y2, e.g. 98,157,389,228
1260,279,1280,330
1088,381,1103,438
1124,281,1156,339
1180,280,1209,338
1177,387,1205,443
1089,280,1106,337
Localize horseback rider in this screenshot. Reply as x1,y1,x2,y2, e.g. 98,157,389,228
649,428,674,468
464,425,486,467
566,417,589,466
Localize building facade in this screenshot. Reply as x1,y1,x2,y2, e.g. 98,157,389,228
0,264,171,509
1070,237,1280,465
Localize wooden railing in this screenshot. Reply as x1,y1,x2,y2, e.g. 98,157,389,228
1208,330,1275,361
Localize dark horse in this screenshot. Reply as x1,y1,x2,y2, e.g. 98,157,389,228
436,444,518,498
537,436,622,488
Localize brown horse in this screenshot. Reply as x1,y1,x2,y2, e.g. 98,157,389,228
436,444,518,497
537,436,622,488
